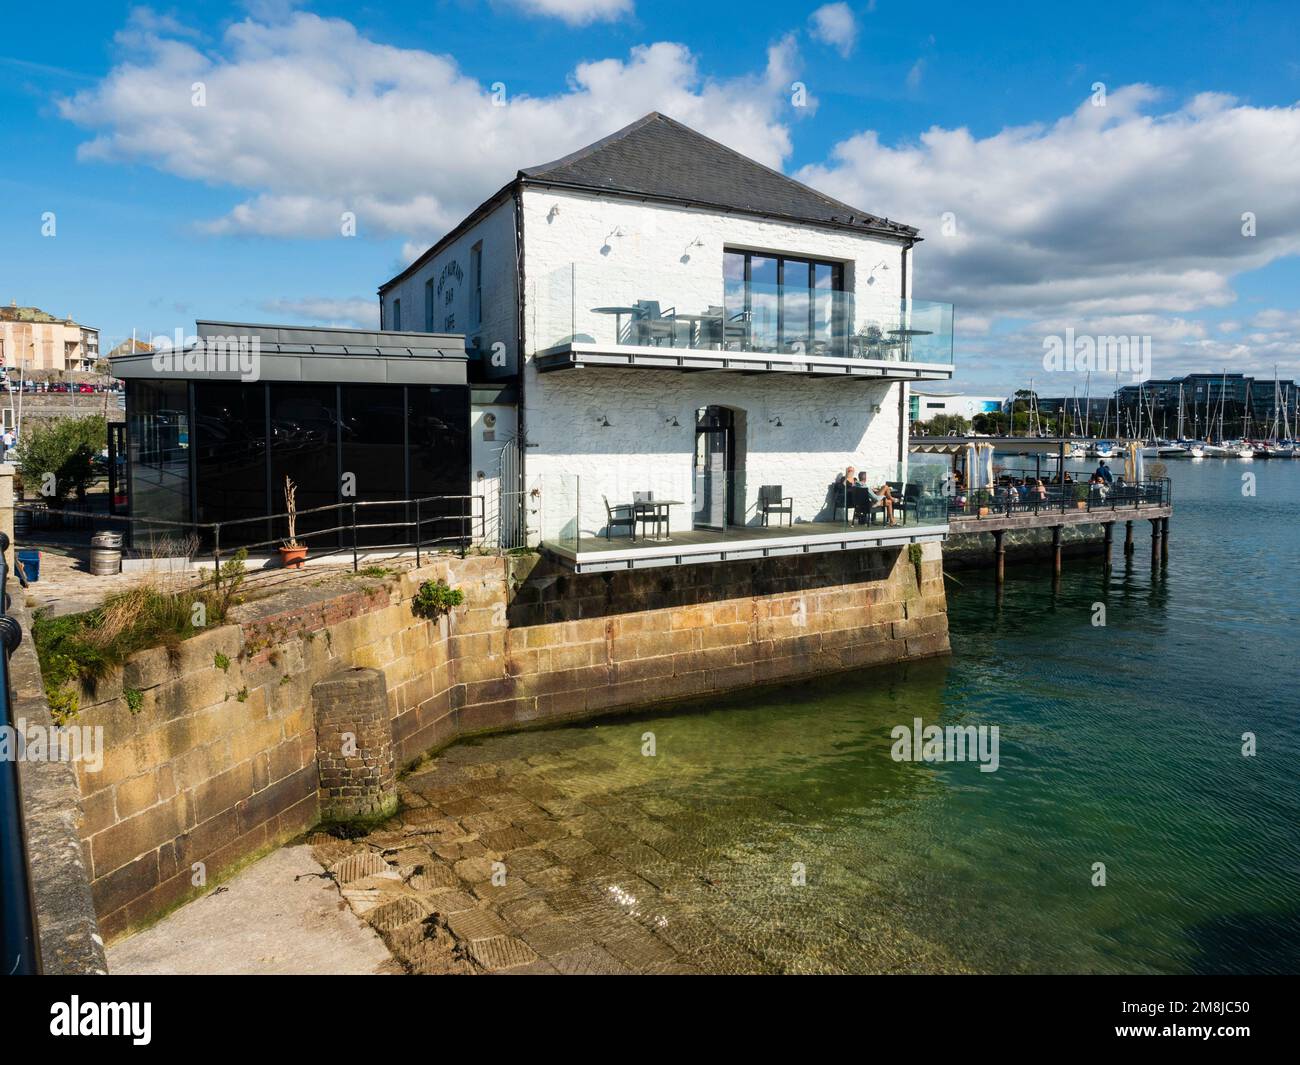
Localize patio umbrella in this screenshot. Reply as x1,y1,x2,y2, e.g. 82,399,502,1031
981,443,995,490
964,443,976,491
1124,442,1138,482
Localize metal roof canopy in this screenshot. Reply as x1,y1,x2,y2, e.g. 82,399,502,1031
911,436,1082,456
109,320,469,387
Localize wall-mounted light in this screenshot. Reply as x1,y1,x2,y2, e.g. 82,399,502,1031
866,260,889,286
768,415,784,428
597,414,613,427
871,404,882,414
823,416,840,427
680,236,704,264
547,204,561,223
665,415,681,427
600,226,626,256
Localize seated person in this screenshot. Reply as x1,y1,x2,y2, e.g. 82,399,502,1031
853,473,896,525
1032,478,1049,501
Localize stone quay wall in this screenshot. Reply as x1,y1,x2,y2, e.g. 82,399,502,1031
58,543,947,941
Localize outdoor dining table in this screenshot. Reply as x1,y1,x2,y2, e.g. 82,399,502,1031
591,306,638,345
887,327,933,360
667,312,715,348
633,499,683,540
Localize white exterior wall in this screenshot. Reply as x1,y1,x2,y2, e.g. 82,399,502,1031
381,196,519,379
519,187,913,538
525,367,900,539
470,403,520,547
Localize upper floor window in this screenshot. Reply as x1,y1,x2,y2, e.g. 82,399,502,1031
469,242,483,330
392,298,401,331
424,278,435,332
724,250,846,355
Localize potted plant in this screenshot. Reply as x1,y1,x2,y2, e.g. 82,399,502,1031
1074,483,1089,510
278,475,308,568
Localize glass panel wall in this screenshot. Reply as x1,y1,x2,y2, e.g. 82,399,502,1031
408,386,471,545
194,382,268,545
270,384,338,546
126,379,191,537
341,385,405,545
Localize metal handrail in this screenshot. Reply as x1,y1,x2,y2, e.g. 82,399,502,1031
945,474,1172,519
14,491,489,586
0,531,40,975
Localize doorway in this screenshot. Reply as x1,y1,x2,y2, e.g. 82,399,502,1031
694,406,737,530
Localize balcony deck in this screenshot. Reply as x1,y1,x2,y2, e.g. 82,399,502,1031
534,341,955,381
544,519,949,573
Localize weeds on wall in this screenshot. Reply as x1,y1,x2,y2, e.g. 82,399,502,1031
411,578,464,620
32,549,249,723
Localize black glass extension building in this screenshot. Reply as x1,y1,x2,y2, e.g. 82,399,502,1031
112,322,470,549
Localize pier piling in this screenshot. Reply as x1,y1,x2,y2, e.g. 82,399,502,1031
1103,522,1114,569
1160,517,1169,562
1052,525,1063,576
993,529,1005,586
1150,518,1161,566
1124,520,1134,555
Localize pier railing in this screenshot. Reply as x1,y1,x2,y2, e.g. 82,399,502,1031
946,472,1171,520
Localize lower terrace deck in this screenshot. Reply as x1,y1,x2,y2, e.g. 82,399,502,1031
543,519,949,573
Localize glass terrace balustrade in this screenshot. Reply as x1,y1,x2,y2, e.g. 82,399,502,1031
534,464,949,558
534,264,954,365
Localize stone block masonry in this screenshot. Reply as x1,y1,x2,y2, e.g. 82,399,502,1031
313,668,397,822
57,542,947,942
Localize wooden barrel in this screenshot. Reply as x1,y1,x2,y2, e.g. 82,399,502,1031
89,530,123,576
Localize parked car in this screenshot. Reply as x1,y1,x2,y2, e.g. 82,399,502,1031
77,383,94,393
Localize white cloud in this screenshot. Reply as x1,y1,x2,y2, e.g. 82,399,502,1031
60,11,799,243
905,58,925,92
260,296,378,328
798,86,1300,384
505,0,633,25
808,3,857,58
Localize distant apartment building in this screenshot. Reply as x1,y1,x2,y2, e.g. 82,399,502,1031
1116,373,1300,437
0,302,100,372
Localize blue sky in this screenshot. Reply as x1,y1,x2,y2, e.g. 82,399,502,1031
3,0,1300,392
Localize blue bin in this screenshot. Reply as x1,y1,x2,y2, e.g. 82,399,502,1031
16,549,40,583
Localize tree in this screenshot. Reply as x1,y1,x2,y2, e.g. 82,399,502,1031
16,415,107,505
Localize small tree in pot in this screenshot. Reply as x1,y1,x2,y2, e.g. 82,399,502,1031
279,475,308,568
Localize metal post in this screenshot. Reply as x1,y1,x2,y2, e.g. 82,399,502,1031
0,531,39,974
351,503,359,572
212,524,221,589
415,497,421,567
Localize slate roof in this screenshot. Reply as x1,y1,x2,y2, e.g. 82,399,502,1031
519,112,918,239
381,112,917,292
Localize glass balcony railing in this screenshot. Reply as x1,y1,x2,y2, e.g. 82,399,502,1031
533,263,954,364
534,463,949,556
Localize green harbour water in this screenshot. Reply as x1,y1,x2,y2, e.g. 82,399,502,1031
436,458,1300,973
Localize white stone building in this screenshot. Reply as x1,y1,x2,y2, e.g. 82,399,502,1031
380,113,956,571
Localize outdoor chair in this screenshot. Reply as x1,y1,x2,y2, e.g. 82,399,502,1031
632,301,678,346
895,483,923,524
632,491,668,539
603,496,637,540
757,485,793,527
851,485,886,526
